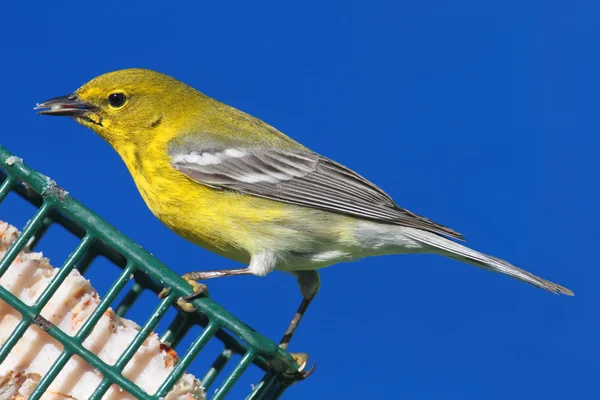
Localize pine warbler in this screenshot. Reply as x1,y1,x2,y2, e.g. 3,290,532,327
36,69,573,378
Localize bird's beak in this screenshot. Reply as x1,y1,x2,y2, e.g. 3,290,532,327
34,94,96,117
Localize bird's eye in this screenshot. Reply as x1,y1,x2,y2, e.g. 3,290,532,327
108,93,127,108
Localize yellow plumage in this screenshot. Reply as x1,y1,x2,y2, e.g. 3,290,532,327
36,68,573,379
72,70,356,265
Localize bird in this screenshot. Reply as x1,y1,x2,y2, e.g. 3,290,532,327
35,68,573,379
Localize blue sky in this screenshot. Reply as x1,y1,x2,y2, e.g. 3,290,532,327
1,1,597,398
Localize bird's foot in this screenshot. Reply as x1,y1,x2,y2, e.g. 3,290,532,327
158,274,209,313
280,351,316,384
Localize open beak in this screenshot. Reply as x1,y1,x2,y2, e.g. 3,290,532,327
34,94,96,117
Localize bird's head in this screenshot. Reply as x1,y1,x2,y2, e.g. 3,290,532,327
35,69,204,148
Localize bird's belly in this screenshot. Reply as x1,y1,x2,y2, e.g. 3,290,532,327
130,161,425,269
140,178,357,266
277,221,426,271
278,249,355,271
130,167,252,262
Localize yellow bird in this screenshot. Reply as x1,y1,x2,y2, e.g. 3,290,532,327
35,69,573,378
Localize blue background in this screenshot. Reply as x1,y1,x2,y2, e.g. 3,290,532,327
0,1,596,399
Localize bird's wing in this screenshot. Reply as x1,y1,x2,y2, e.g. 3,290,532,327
168,140,464,240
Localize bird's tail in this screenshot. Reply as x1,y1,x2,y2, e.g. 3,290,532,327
401,227,573,296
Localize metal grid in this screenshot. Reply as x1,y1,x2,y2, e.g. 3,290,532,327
0,145,298,399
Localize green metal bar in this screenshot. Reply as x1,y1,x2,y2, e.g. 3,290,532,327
0,201,52,277
264,381,288,400
0,312,30,364
115,281,144,317
6,177,130,276
180,314,276,374
201,348,233,391
160,311,191,348
0,174,15,202
73,246,97,274
88,378,113,400
27,217,52,249
212,350,256,400
0,170,125,274
2,234,104,399
26,217,53,252
155,322,219,397
1,150,298,372
247,373,288,400
115,294,175,371
74,262,137,342
76,265,138,400
185,312,282,375
246,374,277,400
32,234,93,311
211,327,274,373
0,146,300,398
0,285,153,399
89,292,177,400
28,350,74,399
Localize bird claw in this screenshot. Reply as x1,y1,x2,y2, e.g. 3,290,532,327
181,275,209,300
280,352,316,384
174,296,202,313
158,286,172,299
158,275,209,313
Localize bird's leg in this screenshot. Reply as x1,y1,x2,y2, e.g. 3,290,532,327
279,270,320,381
182,268,252,300
159,267,252,312
279,297,314,351
161,252,277,311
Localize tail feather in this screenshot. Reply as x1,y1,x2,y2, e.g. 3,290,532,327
402,227,574,296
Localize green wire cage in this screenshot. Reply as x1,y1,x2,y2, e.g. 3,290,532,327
0,144,301,399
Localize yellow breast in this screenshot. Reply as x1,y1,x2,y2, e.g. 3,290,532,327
112,137,291,263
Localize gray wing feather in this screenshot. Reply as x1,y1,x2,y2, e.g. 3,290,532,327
169,144,464,240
